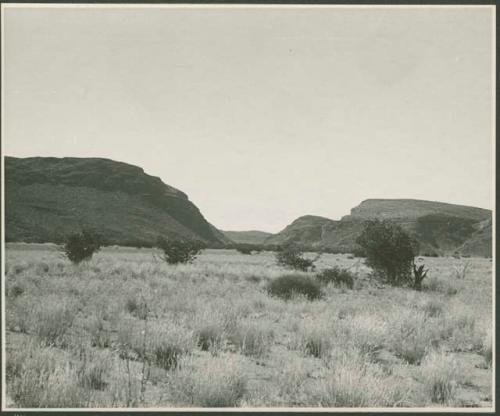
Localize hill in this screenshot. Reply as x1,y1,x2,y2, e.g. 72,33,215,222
222,230,272,245
266,199,492,257
5,156,229,247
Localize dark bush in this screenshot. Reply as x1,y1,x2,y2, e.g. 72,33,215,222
156,236,203,264
153,344,183,370
196,325,223,351
63,229,102,264
316,267,355,289
356,220,417,286
8,282,25,298
235,244,254,255
275,243,320,272
125,296,149,320
267,274,322,300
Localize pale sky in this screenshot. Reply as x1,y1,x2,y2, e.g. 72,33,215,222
2,5,495,232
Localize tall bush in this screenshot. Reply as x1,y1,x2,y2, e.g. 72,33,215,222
156,237,203,265
63,229,102,264
356,220,417,286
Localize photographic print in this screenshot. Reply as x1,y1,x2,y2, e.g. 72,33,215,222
1,3,495,411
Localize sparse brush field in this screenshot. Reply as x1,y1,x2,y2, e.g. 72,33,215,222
4,243,494,408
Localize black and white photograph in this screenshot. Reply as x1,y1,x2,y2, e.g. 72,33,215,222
1,3,495,411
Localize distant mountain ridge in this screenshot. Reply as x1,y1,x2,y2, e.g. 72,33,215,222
222,230,272,245
5,156,230,246
265,199,492,257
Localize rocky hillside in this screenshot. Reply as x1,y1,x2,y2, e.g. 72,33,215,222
222,230,272,245
266,199,492,257
5,156,229,247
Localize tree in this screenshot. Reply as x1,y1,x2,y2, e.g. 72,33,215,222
275,243,321,272
356,220,417,286
156,236,203,265
63,229,102,264
235,244,254,255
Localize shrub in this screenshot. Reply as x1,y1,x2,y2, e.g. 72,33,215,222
420,299,444,318
312,349,410,407
8,345,86,407
84,316,111,348
412,263,429,291
35,302,76,348
235,244,255,255
356,220,417,286
267,274,322,301
275,243,321,272
76,350,109,391
420,350,459,404
149,325,195,371
7,282,25,299
156,236,203,265
125,295,149,320
196,324,225,352
229,322,274,357
316,267,355,289
62,229,102,264
481,330,492,367
387,310,431,365
299,327,333,359
169,354,247,407
153,344,184,371
423,276,460,296
344,315,388,356
452,261,471,279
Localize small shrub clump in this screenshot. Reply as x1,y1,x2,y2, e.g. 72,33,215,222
420,350,459,404
153,344,184,371
62,229,102,264
170,354,247,407
229,322,274,358
35,302,76,348
196,324,225,352
267,274,322,301
316,267,355,289
7,282,25,299
235,244,255,255
275,243,321,272
156,236,203,265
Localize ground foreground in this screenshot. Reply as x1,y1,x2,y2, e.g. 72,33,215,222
4,244,494,408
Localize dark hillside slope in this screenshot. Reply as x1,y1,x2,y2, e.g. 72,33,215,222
5,156,228,247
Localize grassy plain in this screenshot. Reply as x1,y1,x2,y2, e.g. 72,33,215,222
4,244,494,408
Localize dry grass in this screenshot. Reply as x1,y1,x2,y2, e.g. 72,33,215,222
167,354,247,407
4,246,494,409
420,350,460,405
312,348,411,407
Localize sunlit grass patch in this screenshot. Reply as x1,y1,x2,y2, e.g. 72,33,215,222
229,321,274,358
7,343,88,408
311,349,411,407
168,354,247,407
34,297,77,348
420,350,460,405
386,309,431,365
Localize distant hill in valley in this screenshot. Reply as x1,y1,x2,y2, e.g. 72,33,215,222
5,156,230,247
265,199,492,257
222,230,272,245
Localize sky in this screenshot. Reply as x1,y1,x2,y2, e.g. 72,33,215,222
2,5,495,233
